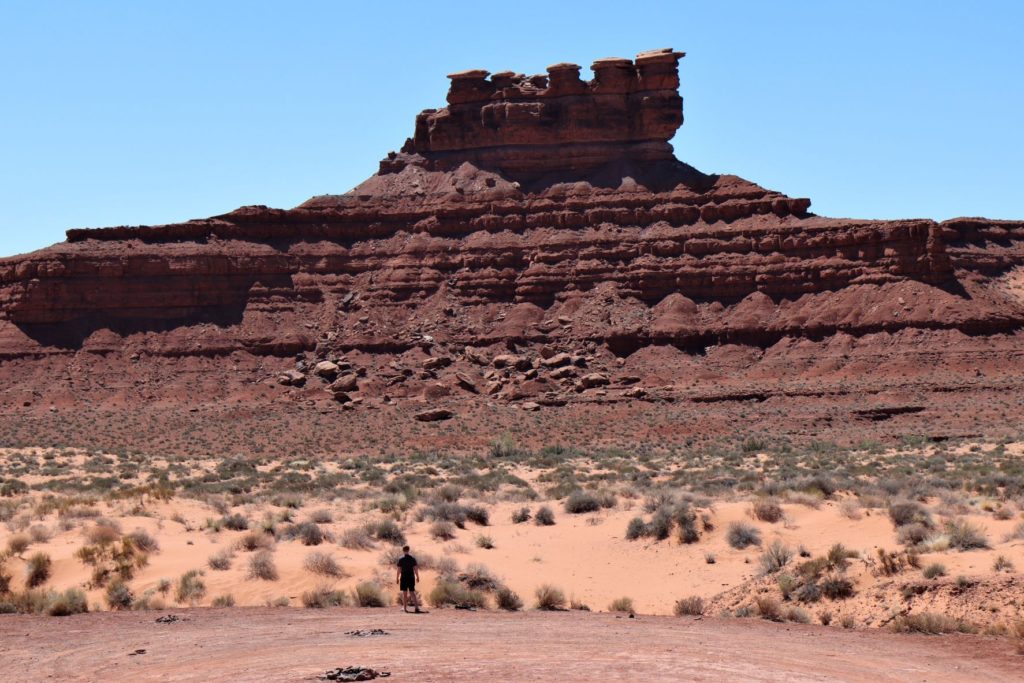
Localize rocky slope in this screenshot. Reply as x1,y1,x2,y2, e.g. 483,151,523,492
1,48,1022,454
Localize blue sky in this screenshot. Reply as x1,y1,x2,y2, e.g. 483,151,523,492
1,1,1021,257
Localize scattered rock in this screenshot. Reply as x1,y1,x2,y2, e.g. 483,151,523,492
278,370,306,387
319,667,391,681
491,354,519,369
541,352,572,368
154,615,182,624
577,373,610,390
623,386,647,398
422,356,451,371
414,408,454,422
549,366,576,380
330,374,359,393
314,361,340,379
455,373,478,393
521,401,541,411
345,629,389,637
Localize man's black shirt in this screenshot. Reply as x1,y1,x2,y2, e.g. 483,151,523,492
397,554,417,578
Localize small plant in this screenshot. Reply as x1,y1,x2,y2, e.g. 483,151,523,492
704,552,716,564
820,575,854,599
339,526,375,550
759,540,793,574
211,594,236,607
888,501,932,528
752,498,784,523
368,519,406,545
105,580,134,610
673,596,704,616
221,513,249,531
818,610,833,626
175,569,207,604
625,517,646,540
534,506,555,526
475,534,495,550
309,509,333,524
25,552,51,588
891,612,977,635
840,614,855,629
430,520,457,541
428,581,487,609
608,596,634,613
511,507,531,524
755,596,782,621
496,586,523,611
785,606,811,624
303,551,344,577
726,521,762,549
208,549,234,571
302,585,350,608
944,518,989,551
353,581,388,607
923,562,946,579
46,588,89,616
564,490,601,514
993,555,1015,572
534,584,566,610
464,505,490,526
247,550,278,581
235,530,274,552
6,534,30,556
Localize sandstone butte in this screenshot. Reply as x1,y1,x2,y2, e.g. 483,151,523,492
1,48,1022,452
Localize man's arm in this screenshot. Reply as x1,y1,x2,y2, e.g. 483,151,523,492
396,565,401,584
415,562,420,582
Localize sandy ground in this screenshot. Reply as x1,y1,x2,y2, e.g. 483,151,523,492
1,607,1020,682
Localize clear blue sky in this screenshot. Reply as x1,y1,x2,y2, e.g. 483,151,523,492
1,1,1022,257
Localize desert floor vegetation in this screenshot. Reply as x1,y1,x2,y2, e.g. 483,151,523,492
0,437,1021,644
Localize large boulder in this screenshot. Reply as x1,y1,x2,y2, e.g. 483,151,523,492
414,408,454,422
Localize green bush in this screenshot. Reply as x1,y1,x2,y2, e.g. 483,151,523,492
534,584,566,610
726,521,761,549
353,581,388,607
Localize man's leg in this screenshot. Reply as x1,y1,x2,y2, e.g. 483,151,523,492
401,590,408,612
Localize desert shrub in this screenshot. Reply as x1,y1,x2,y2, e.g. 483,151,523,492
175,569,207,604
838,500,862,520
755,596,782,621
923,562,946,579
302,585,351,608
752,499,784,523
125,528,160,553
465,505,490,526
309,509,333,524
534,584,566,610
891,612,977,635
944,518,989,551
303,551,344,577
818,610,833,625
423,502,468,528
888,501,932,528
353,581,388,607
339,526,375,550
105,580,134,610
84,520,122,546
46,588,88,616
534,506,555,526
221,513,249,531
625,517,646,540
896,522,930,547
608,597,634,613
564,490,601,514
435,483,463,502
726,521,762,549
704,553,716,564
367,519,406,545
25,552,51,588
131,591,165,611
674,596,704,616
459,563,500,591
646,510,673,541
759,540,793,574
993,555,1015,572
840,614,856,629
247,550,278,581
496,586,523,611
820,575,854,599
796,581,822,603
475,534,495,550
776,573,797,600
156,578,171,595
6,534,30,556
211,594,236,607
235,530,274,552
208,549,234,571
785,606,811,623
428,580,487,609
511,507,531,524
282,521,325,546
826,543,857,571
430,520,457,541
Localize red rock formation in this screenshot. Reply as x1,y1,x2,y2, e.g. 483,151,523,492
0,48,1022,453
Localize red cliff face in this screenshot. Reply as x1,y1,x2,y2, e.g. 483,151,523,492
1,49,1023,454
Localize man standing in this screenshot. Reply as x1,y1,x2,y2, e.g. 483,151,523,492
396,545,423,613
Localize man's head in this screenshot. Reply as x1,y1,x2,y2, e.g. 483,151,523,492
402,545,410,554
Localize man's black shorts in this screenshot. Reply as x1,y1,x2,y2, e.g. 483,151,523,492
400,576,415,591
